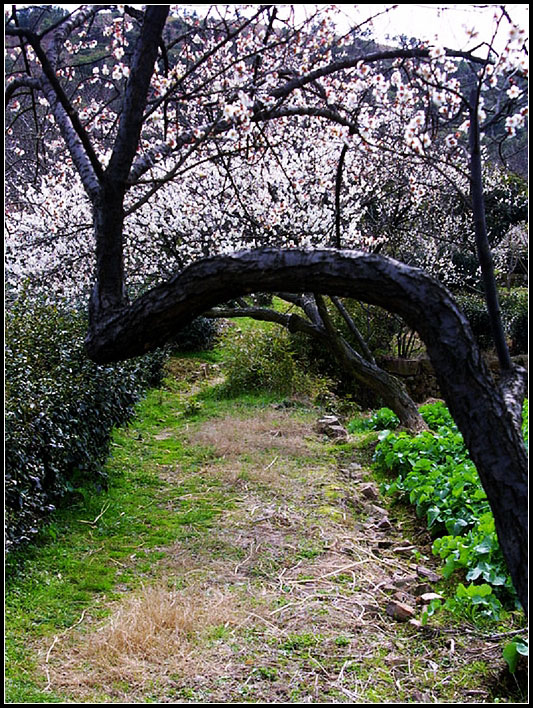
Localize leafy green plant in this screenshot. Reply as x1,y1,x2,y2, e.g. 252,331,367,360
500,289,528,355
503,638,528,674
439,583,505,622
417,400,457,432
374,401,527,619
347,407,400,432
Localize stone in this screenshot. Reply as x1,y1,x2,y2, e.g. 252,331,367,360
359,482,380,501
370,504,388,516
315,416,348,440
386,600,416,622
328,425,349,440
416,592,444,605
392,544,416,554
416,565,440,582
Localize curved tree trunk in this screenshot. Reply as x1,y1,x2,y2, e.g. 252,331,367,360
86,247,528,612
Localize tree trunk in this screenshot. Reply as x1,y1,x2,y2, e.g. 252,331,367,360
469,96,512,371
312,293,426,431
90,183,128,318
85,247,528,612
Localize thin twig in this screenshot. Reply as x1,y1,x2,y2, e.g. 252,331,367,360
43,609,88,691
263,455,279,471
78,501,110,526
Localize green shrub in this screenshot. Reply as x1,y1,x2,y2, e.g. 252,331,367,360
500,290,528,355
330,300,401,358
455,290,528,354
220,324,325,397
455,294,494,350
287,299,400,407
169,316,219,352
5,293,167,550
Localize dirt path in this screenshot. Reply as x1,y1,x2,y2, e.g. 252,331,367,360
42,364,517,703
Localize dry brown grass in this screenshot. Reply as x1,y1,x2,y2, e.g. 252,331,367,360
45,582,248,700
185,409,318,460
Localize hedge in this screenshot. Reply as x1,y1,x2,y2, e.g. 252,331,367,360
5,293,168,550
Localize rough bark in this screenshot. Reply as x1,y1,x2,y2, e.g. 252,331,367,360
90,6,170,317
85,247,528,612
90,183,128,316
469,96,512,371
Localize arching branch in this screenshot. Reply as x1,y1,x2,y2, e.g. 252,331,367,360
85,247,527,612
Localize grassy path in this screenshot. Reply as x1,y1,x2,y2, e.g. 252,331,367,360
5,356,526,703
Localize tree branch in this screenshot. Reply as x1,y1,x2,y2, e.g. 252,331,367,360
107,6,170,184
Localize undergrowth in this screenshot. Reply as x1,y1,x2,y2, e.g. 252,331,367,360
5,292,167,551
349,400,528,670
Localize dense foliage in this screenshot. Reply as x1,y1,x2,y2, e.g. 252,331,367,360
366,401,528,619
5,294,167,550
456,289,528,354
169,316,219,353
220,323,327,399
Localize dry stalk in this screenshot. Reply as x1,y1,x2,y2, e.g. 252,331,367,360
43,609,87,692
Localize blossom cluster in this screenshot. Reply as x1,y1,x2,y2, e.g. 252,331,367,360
4,4,528,305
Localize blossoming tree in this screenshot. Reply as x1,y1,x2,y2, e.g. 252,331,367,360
5,4,528,611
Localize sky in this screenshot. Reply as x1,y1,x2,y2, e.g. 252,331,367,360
284,4,529,52
26,3,530,51
343,4,529,51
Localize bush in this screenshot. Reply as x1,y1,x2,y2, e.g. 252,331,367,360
220,323,327,398
5,293,167,550
455,294,494,350
500,289,528,355
169,316,219,352
331,300,401,358
455,290,528,354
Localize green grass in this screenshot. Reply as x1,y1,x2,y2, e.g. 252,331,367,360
4,370,239,704
5,350,528,704
5,345,316,703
